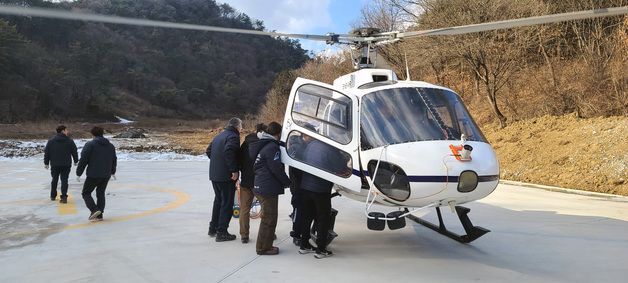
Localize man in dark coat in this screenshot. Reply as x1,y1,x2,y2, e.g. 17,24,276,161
76,126,117,221
249,122,290,255
298,139,346,259
287,129,314,246
206,117,242,242
44,125,78,203
237,123,267,244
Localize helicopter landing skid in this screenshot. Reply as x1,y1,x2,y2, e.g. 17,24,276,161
405,206,490,243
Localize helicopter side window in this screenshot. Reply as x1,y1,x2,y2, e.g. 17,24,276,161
291,84,352,144
286,131,353,178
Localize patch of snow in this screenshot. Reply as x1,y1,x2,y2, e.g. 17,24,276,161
0,138,204,161
115,116,135,124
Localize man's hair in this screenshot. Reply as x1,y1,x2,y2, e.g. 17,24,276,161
227,117,242,129
90,126,104,137
255,123,267,133
266,122,282,136
56,125,67,133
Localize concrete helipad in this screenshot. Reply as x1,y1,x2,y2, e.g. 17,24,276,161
1,160,627,282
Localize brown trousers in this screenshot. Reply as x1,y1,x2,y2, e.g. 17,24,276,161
239,186,255,238
255,193,278,253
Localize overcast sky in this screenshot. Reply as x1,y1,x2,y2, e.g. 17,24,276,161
224,0,366,54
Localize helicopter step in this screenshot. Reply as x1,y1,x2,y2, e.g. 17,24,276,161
310,208,339,246
405,206,490,243
366,211,408,231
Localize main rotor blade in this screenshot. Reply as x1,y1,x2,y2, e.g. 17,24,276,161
0,5,342,41
398,6,628,38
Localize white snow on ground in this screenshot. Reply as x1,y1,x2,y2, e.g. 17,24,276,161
114,115,135,124
0,137,205,161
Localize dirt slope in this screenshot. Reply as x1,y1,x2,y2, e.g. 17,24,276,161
482,114,627,195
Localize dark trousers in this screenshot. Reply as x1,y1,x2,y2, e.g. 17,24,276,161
82,177,110,213
300,190,332,250
290,187,303,238
50,166,71,199
255,193,278,252
209,181,236,233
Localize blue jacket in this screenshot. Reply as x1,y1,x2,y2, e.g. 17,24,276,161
300,140,345,194
76,137,117,178
250,136,290,196
206,126,241,182
44,133,78,167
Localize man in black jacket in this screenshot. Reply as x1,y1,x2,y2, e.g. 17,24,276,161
237,123,266,244
250,122,290,255
287,129,314,246
206,117,242,242
76,126,117,221
44,125,78,203
298,139,345,259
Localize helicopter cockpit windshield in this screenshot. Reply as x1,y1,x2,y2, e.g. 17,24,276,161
360,87,487,150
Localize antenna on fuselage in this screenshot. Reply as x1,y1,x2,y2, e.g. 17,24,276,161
404,50,411,81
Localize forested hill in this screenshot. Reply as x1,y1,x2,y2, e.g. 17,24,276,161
0,0,309,122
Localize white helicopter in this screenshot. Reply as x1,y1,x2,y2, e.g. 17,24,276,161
2,4,626,243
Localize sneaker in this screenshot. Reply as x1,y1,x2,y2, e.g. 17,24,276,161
257,246,279,255
88,210,102,221
59,198,67,204
96,214,103,221
314,249,333,259
51,197,56,201
292,237,301,247
241,237,249,244
208,228,217,237
298,242,315,254
215,232,236,242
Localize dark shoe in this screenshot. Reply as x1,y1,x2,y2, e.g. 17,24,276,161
51,197,56,201
314,249,333,259
241,237,249,244
292,237,301,247
88,210,102,221
298,242,315,254
59,198,67,204
96,214,103,221
289,231,299,238
257,246,279,255
216,232,236,242
208,228,217,237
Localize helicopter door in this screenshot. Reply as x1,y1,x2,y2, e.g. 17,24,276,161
281,78,362,193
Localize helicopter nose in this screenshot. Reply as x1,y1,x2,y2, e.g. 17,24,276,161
458,170,479,193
